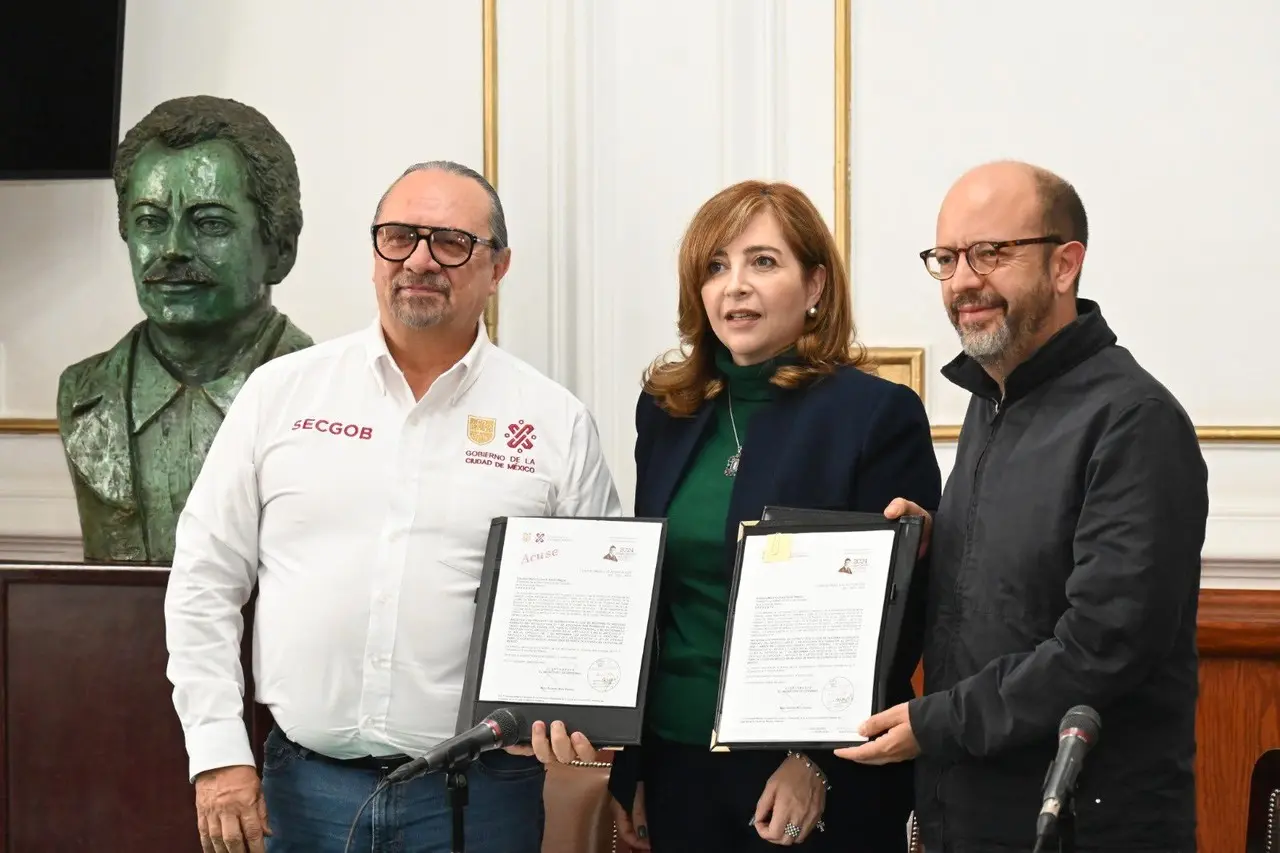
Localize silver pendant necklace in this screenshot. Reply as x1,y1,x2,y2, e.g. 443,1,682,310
724,389,742,477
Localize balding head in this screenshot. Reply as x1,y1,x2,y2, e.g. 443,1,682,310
931,161,1088,381
942,161,1041,218
940,161,1087,289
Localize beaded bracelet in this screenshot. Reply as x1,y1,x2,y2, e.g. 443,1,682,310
788,750,833,791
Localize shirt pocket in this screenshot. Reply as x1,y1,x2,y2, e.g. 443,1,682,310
437,470,553,578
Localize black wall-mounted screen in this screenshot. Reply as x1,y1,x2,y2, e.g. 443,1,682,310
0,0,127,180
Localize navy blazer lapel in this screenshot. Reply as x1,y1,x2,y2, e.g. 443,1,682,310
648,401,716,515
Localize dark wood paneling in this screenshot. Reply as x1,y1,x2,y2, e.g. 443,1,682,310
0,564,264,853
6,579,197,851
0,567,197,851
1197,589,1280,853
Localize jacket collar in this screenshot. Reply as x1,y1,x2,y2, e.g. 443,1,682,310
61,311,288,509
941,298,1117,404
130,311,288,431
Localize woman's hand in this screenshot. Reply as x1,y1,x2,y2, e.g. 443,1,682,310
609,782,651,850
504,720,598,766
752,753,827,845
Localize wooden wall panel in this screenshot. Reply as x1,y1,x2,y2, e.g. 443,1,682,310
0,565,264,853
1196,589,1280,853
0,568,198,851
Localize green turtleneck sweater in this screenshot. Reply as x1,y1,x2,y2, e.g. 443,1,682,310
645,347,778,745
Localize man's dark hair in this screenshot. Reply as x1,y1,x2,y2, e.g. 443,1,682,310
113,95,303,282
1034,169,1088,291
374,160,508,251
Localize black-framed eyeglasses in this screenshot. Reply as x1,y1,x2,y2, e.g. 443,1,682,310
371,223,502,267
919,236,1064,280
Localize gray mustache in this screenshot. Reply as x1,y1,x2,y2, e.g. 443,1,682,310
393,273,450,294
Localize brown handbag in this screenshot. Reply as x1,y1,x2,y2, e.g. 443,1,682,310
542,755,622,853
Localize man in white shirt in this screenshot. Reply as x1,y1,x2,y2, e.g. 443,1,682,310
165,161,621,853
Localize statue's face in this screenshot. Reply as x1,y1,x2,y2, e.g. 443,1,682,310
125,139,272,332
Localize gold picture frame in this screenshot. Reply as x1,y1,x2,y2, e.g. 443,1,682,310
481,0,500,346
0,419,58,435
0,4,501,436
865,347,925,402
832,0,1279,444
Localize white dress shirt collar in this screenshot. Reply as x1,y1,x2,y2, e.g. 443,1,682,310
362,316,491,406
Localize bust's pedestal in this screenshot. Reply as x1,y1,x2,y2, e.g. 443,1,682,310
0,562,267,851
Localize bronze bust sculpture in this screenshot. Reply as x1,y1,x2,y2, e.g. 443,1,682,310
57,96,313,563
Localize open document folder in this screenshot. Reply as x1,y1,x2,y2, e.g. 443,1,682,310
709,508,923,752
456,515,668,749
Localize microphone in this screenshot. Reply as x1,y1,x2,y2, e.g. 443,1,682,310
1034,705,1101,852
383,708,525,785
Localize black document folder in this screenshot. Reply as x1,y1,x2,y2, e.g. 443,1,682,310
456,515,668,749
708,508,923,751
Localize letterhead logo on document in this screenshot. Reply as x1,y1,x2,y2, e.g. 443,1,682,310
521,531,546,544
467,415,496,446
838,555,868,575
602,543,634,563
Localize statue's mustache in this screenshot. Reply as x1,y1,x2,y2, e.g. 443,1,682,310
143,261,217,285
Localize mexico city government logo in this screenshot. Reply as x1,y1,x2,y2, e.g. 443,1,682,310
505,419,537,454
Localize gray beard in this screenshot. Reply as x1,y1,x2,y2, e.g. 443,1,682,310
958,322,1013,366
389,270,451,328
953,276,1054,368
391,292,446,328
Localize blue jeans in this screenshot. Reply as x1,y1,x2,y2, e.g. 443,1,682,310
261,728,545,852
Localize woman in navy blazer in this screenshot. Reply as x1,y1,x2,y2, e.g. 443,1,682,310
606,181,942,852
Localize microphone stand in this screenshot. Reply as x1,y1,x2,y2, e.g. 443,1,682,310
1032,794,1076,853
1058,805,1075,853
445,753,476,853
1033,758,1077,853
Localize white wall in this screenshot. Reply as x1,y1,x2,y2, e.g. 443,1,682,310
495,0,834,509
847,0,1280,586
2,0,1277,588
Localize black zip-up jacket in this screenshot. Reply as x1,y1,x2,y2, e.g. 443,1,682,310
907,299,1207,852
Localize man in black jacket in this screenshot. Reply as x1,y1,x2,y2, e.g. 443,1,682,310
835,161,1207,852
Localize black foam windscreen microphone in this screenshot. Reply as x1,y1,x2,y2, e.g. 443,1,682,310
383,708,525,785
1034,705,1101,850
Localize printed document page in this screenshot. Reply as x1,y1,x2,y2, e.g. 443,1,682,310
715,528,896,744
478,517,662,708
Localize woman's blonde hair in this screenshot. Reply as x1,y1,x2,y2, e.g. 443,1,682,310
642,180,865,417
